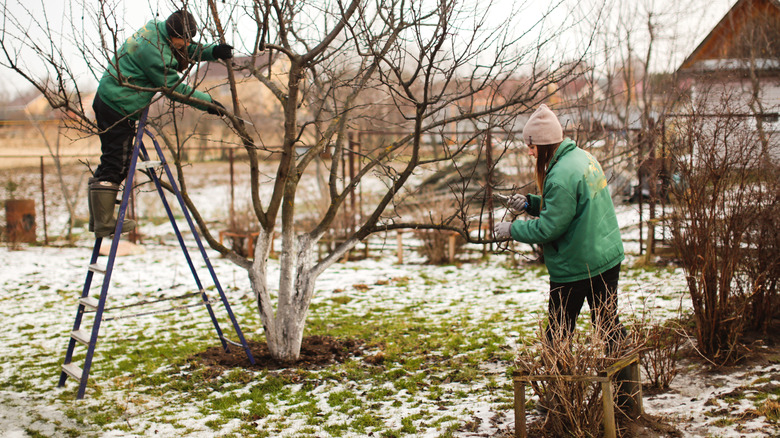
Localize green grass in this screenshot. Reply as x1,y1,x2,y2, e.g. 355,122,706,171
1,258,737,437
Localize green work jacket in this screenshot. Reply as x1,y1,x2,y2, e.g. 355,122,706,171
96,20,220,119
510,138,625,282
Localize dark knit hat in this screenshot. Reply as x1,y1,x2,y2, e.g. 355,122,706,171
166,10,198,39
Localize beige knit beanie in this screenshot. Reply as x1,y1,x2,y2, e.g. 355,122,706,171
522,104,563,145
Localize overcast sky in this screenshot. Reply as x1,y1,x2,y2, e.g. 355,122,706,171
0,0,734,100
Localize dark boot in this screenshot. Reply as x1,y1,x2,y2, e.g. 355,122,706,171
89,180,136,238
87,177,98,232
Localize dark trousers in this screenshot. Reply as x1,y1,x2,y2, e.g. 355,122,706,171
92,94,136,184
546,263,626,351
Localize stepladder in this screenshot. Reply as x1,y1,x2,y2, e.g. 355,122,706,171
58,108,255,399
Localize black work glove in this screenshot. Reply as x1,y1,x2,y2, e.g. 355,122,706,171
207,99,227,116
212,44,233,60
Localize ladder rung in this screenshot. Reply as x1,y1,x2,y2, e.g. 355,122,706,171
79,297,99,310
136,160,162,170
62,363,83,380
88,263,106,274
220,337,243,347
71,329,93,345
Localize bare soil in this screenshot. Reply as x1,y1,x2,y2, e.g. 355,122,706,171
192,335,366,371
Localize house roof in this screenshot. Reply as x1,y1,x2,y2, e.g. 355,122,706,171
678,0,780,73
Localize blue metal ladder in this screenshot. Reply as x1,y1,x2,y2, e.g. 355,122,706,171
58,108,255,399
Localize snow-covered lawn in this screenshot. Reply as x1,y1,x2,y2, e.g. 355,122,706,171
1,235,777,437
0,161,778,437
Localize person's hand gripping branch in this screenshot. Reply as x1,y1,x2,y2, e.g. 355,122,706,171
212,44,233,60
507,193,528,215
493,193,527,242
207,99,228,117
494,221,512,240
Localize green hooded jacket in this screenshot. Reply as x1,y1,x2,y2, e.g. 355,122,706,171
510,138,624,282
96,20,220,119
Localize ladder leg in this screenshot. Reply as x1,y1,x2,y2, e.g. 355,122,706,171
142,131,256,365
138,143,229,349
59,238,103,387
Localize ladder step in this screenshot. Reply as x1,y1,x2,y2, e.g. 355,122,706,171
71,329,93,346
220,337,243,347
79,297,99,310
136,160,162,170
88,263,106,274
61,363,83,380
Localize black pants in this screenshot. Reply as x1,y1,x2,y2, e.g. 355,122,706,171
546,263,626,351
92,94,136,184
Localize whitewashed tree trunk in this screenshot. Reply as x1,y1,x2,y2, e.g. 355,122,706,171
250,227,358,361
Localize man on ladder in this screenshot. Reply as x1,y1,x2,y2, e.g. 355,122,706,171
89,8,234,237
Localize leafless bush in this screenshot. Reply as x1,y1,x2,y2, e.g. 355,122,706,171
406,199,468,265
224,202,260,258
739,172,780,332
667,93,778,362
414,229,465,265
516,320,642,437
638,319,685,390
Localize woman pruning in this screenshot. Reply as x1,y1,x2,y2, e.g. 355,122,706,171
494,104,626,351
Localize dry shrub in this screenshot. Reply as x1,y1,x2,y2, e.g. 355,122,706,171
637,319,685,390
414,229,465,264
739,178,780,332
405,199,468,265
224,201,260,257
515,322,642,438
667,96,779,362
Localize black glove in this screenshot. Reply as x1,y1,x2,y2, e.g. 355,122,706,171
212,44,233,60
207,99,227,116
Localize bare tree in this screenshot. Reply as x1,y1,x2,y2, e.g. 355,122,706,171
580,0,700,210
1,0,598,361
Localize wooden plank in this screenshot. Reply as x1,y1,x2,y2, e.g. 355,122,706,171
514,374,609,383
601,380,617,438
136,160,161,170
514,380,527,438
79,297,99,310
71,330,92,346
88,263,106,274
601,352,640,378
61,363,82,380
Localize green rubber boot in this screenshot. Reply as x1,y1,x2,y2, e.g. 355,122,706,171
87,177,98,232
89,180,136,238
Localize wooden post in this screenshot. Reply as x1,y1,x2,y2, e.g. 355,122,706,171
229,148,235,230
128,183,138,243
396,231,404,264
39,157,48,245
247,232,255,259
448,232,456,264
600,377,617,438
485,130,494,254
628,360,644,416
513,372,527,438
